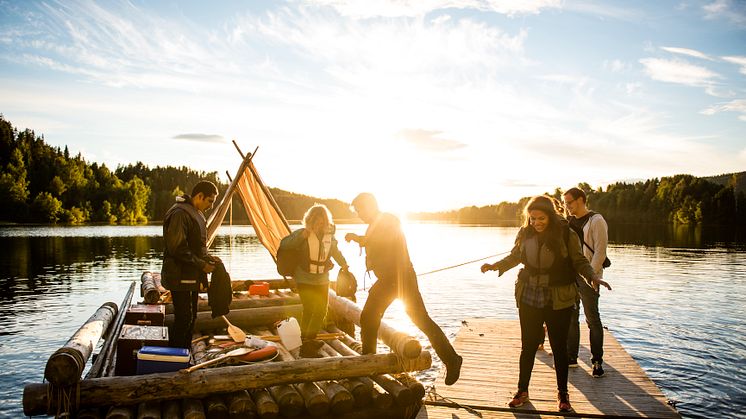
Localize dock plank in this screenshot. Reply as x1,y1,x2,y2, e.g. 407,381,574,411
419,319,680,418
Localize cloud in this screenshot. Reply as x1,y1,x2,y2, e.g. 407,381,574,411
602,59,627,73
172,133,226,143
398,128,467,152
639,58,720,87
302,0,562,18
703,0,746,26
700,99,746,121
722,55,746,75
660,46,713,61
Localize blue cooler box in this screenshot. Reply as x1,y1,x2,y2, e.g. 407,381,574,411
136,346,190,374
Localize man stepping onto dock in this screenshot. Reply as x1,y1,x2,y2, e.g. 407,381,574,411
345,193,463,385
563,187,609,378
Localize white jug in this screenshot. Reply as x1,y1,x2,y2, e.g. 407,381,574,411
276,317,302,351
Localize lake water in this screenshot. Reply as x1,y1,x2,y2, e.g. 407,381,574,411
1,223,745,419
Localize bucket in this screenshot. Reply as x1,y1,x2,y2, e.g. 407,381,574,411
276,317,302,351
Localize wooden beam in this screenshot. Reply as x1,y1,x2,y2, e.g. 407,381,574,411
24,353,431,415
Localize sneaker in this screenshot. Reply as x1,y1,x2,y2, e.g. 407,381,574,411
592,361,605,377
508,390,529,408
568,358,578,368
444,355,463,386
558,391,572,412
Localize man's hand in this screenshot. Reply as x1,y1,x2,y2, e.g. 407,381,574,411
592,277,612,292
480,263,495,273
345,233,361,244
203,261,216,273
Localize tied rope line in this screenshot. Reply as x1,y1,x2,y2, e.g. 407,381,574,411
356,251,510,291
417,252,509,277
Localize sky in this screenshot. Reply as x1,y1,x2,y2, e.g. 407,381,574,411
1,0,745,212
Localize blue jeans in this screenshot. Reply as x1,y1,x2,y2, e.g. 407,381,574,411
568,278,604,364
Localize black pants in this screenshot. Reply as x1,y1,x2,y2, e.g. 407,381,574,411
360,269,457,364
518,304,573,393
297,282,329,340
170,290,199,349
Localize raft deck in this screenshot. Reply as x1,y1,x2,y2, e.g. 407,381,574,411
419,318,681,418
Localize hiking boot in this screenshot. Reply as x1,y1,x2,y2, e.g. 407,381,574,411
444,355,463,386
306,339,324,350
558,391,572,412
299,341,323,358
568,358,578,368
592,361,605,377
508,390,529,408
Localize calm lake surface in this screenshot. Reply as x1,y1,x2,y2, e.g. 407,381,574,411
1,223,745,418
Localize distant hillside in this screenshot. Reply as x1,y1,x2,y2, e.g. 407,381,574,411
704,171,746,196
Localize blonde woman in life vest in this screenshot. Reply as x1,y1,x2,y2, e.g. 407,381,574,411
282,204,349,357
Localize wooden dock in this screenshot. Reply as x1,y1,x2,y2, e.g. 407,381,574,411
418,319,681,418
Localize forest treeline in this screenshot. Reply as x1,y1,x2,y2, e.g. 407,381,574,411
411,175,746,226
0,116,352,224
0,115,742,226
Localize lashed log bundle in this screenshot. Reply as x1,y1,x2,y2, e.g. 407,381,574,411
162,400,181,419
77,408,102,419
23,353,431,415
140,272,161,304
324,328,417,407
106,406,135,419
205,395,229,419
136,401,160,419
166,305,303,329
327,290,422,358
165,295,300,315
44,302,118,386
181,399,206,419
227,390,256,419
294,382,328,417
250,389,279,419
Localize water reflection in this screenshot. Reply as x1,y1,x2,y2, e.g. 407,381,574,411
0,224,744,419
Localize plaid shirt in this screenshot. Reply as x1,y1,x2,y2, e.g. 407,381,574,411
521,275,551,308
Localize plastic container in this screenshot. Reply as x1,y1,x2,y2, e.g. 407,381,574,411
136,346,190,374
276,317,302,351
249,282,270,296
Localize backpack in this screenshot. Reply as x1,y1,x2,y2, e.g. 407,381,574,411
277,234,300,277
336,269,358,298
569,212,611,268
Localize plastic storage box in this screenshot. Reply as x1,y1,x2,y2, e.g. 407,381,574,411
136,346,190,374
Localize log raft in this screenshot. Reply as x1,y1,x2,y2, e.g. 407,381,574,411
24,275,432,419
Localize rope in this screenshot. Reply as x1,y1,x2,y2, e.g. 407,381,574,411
417,252,509,277
426,385,483,417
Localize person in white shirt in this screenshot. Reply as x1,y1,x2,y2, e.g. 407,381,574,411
563,187,609,378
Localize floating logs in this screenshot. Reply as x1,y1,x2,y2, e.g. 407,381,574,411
165,294,301,315
23,353,431,415
250,389,279,419
327,290,422,358
227,390,257,419
44,302,118,387
166,305,303,330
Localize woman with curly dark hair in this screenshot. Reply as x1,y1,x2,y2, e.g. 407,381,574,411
481,195,611,412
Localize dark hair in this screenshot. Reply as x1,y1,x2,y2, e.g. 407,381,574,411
564,187,586,204
522,195,566,252
191,180,218,198
351,192,378,211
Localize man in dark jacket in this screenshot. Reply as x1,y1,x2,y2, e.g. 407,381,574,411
345,193,463,385
161,181,219,349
